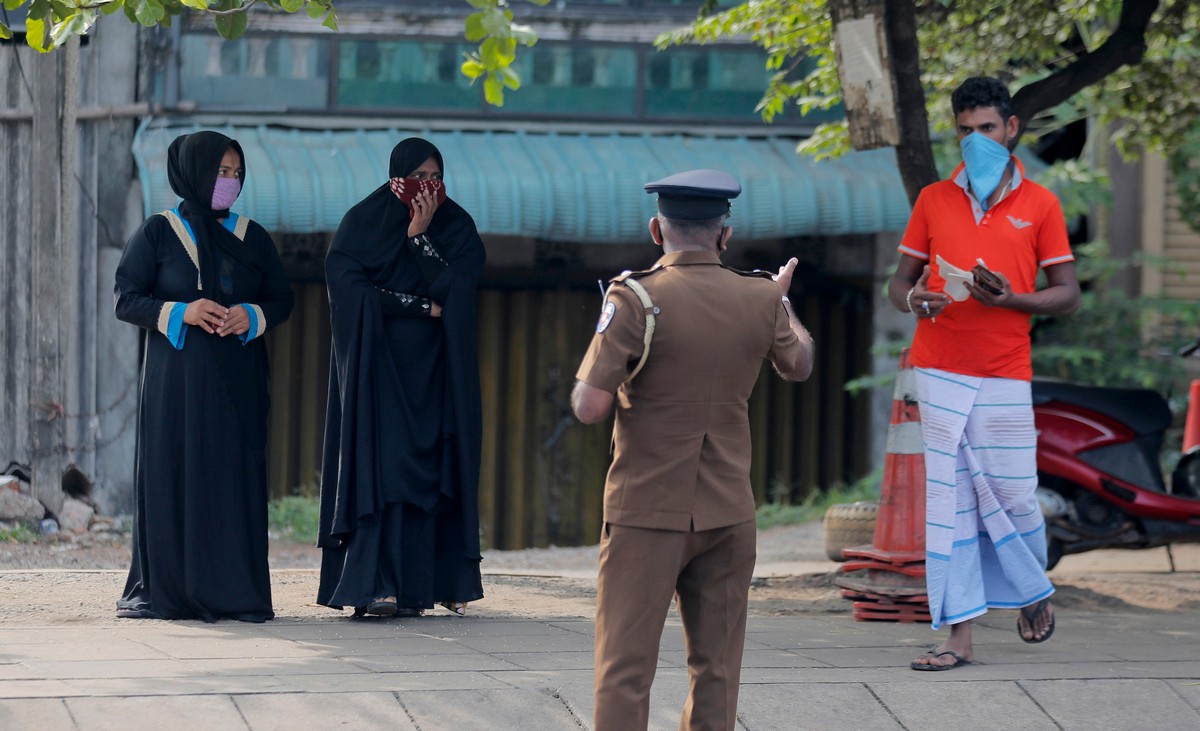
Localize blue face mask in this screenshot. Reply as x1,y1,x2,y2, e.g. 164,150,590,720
960,131,1010,210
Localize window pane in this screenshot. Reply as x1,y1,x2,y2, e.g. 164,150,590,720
497,45,637,117
336,39,479,111
179,34,329,109
644,48,767,121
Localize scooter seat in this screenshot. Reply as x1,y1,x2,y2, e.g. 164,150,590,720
1032,380,1171,437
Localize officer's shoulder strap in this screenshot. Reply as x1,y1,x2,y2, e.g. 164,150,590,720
605,269,659,384
721,264,775,280
609,266,657,284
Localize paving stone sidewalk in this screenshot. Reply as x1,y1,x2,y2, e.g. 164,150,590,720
3,598,1199,731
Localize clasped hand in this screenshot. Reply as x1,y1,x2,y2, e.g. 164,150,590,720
184,299,249,336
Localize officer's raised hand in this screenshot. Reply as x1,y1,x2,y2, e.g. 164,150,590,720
774,257,798,296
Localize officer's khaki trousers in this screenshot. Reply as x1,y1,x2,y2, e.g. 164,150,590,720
593,519,757,731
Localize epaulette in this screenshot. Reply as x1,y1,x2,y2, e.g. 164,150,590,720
609,266,658,285
721,264,775,280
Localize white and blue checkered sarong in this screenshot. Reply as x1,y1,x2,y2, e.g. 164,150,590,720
915,367,1054,630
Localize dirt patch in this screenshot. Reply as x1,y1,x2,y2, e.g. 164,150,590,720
4,524,1200,625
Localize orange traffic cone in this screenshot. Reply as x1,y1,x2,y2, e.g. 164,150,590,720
835,349,931,622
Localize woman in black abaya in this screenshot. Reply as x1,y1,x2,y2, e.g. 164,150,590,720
318,137,485,618
114,131,294,622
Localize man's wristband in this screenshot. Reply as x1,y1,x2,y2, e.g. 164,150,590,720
905,287,917,315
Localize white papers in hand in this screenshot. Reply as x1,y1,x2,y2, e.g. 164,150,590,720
935,254,973,301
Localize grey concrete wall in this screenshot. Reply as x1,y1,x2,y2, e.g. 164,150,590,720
0,43,37,497
0,18,141,516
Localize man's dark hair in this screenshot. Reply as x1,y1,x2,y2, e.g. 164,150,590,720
951,77,1013,119
658,214,726,246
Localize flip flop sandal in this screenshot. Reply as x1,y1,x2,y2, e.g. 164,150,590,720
1018,598,1055,643
438,601,468,616
910,650,972,671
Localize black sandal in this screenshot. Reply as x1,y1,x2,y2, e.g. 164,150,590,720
1018,598,1055,643
365,598,398,617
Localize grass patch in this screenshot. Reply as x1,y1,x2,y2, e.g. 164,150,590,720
755,473,882,530
0,522,40,543
267,495,321,545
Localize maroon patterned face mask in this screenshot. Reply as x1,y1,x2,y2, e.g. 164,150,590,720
388,177,447,208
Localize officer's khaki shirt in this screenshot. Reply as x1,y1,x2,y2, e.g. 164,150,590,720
576,249,806,532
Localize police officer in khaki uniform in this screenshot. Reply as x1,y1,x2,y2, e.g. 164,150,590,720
572,170,814,731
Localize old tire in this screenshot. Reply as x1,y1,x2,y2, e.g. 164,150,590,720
823,502,879,562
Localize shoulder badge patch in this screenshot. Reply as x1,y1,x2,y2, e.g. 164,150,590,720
596,300,617,334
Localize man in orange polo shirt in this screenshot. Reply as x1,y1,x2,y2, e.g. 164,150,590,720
888,77,1081,671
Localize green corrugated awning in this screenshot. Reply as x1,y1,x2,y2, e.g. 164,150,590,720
133,118,917,242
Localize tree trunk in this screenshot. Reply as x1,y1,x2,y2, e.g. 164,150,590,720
884,0,938,206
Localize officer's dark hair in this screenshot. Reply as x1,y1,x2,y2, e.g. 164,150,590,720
951,77,1013,120
657,214,726,246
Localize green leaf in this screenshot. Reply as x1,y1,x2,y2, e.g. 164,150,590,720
478,6,508,38
460,57,486,80
134,0,163,25
51,8,96,46
320,9,336,31
498,65,520,90
306,0,322,18
3,0,23,12
214,7,247,38
480,36,516,67
525,0,551,5
100,0,126,16
179,0,210,9
0,22,10,40
510,22,537,46
24,14,50,51
483,72,505,106
464,12,486,42
279,0,304,11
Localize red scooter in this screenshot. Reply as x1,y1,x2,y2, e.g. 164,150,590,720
1033,340,1200,570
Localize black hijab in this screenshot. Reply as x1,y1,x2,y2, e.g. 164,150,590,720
319,138,486,558
167,131,269,301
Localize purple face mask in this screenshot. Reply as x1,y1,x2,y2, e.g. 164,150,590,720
211,177,241,210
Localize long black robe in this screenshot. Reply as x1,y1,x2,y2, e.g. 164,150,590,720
317,138,486,611
115,131,294,622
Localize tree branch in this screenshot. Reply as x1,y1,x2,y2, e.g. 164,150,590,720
205,1,259,17
1010,0,1159,137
